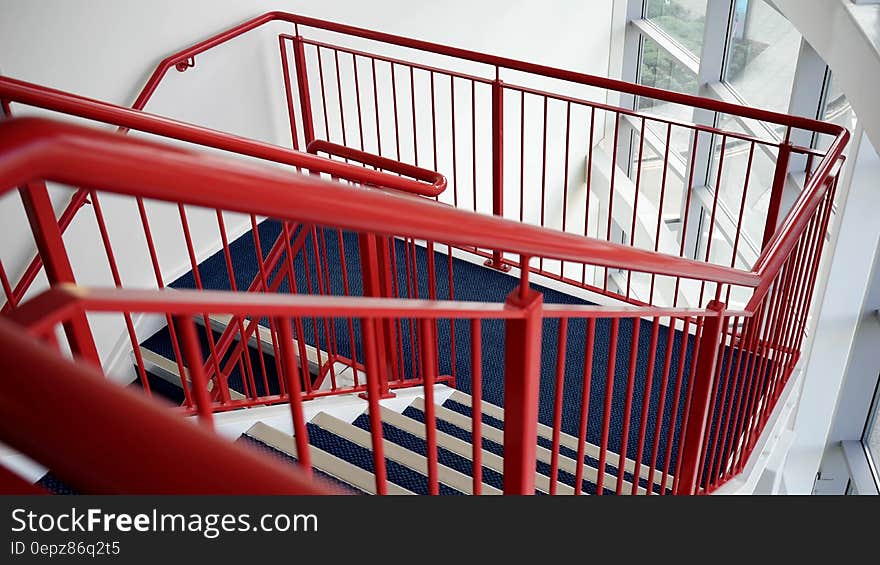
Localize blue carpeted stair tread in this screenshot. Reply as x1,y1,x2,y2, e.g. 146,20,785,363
129,372,187,405
135,220,775,494
403,405,613,495
35,472,76,495
351,413,504,491
236,434,364,495
441,398,664,494
150,222,698,473
139,324,287,400
305,422,462,495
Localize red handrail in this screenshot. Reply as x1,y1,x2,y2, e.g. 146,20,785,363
135,11,845,137
122,9,850,308
0,76,447,310
306,139,445,196
0,117,759,287
0,112,841,495
0,77,446,198
9,284,712,337
0,316,335,494
0,11,851,495
748,148,847,309
1,11,849,311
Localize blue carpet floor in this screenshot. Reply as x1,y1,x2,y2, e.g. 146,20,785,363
138,220,768,489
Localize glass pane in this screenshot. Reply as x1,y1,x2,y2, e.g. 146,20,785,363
725,0,801,114
867,401,880,474
629,127,686,224
645,0,709,55
637,35,698,160
816,73,857,153
708,114,777,264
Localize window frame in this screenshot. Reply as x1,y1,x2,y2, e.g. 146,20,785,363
618,0,830,272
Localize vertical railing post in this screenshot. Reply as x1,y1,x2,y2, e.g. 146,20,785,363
761,142,792,249
279,36,301,152
361,317,388,495
357,233,393,399
675,300,726,495
274,316,312,475
419,318,439,495
292,33,316,149
485,72,510,272
502,262,543,494
18,182,100,367
376,235,400,385
173,315,213,430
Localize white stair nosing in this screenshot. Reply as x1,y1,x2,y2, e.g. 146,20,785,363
382,406,573,495
136,347,246,401
311,412,501,495
245,421,413,495
413,398,644,494
447,390,669,490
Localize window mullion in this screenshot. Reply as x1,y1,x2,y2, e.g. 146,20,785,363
681,0,733,261
630,18,700,74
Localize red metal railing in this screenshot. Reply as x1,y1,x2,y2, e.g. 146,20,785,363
0,12,848,494
0,314,334,494
0,112,843,494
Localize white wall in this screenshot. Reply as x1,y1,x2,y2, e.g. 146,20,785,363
781,128,880,494
813,236,880,494
763,0,880,493
770,0,880,151
0,0,614,374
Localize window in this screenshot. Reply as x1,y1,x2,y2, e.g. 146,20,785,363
864,377,880,486
637,35,698,101
624,0,839,285
637,35,698,159
708,114,776,255
629,128,686,224
644,0,708,56
816,73,856,153
724,0,802,114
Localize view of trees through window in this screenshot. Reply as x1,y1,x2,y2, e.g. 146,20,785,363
637,35,698,103
645,0,707,55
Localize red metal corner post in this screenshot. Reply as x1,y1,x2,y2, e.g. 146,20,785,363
292,33,316,150
485,75,510,272
502,284,543,494
761,142,792,249
17,182,101,366
274,316,312,475
674,300,726,495
357,233,394,399
173,315,213,430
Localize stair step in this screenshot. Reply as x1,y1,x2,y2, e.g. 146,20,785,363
374,406,529,493
236,434,365,495
136,347,246,400
446,391,670,492
413,397,645,494
443,397,653,493
312,412,498,495
350,412,504,493
400,404,579,494
244,421,413,495
305,421,462,495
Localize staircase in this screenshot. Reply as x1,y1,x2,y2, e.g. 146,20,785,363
195,384,670,496
117,219,689,495
0,11,848,495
